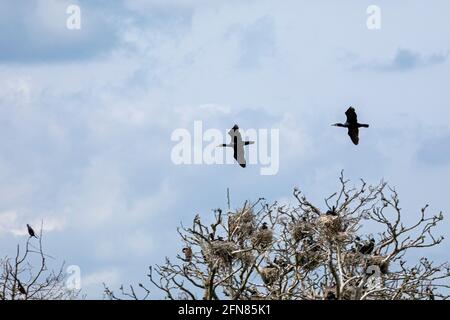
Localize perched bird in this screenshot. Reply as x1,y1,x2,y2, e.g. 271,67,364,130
219,125,254,168
16,279,26,295
260,222,268,230
426,287,435,300
27,224,37,238
359,238,375,255
332,107,369,145
182,247,193,262
326,206,338,216
325,291,337,300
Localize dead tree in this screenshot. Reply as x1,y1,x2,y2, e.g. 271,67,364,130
0,225,79,300
105,173,450,300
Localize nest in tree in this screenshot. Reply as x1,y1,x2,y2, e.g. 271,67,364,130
368,255,389,274
251,229,273,249
333,231,349,243
294,238,326,270
295,251,323,271
260,266,279,286
204,240,237,268
235,250,255,266
228,208,255,241
317,215,342,235
290,221,312,242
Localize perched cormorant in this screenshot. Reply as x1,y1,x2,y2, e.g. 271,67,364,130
426,287,435,300
359,238,375,255
219,125,254,168
325,291,337,300
17,279,26,295
326,206,338,216
182,247,192,262
332,107,369,145
27,224,37,238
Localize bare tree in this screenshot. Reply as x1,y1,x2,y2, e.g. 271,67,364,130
0,224,79,300
105,173,450,300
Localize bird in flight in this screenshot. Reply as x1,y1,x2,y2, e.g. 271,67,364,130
332,107,369,145
219,125,254,168
27,224,37,238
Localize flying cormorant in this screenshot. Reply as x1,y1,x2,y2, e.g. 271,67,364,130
219,125,254,167
332,107,369,145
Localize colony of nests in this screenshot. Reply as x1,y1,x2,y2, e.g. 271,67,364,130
228,208,256,243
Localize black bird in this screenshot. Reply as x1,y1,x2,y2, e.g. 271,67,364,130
426,287,435,300
260,222,268,230
16,279,26,295
182,247,192,262
27,224,37,238
326,206,338,216
325,291,337,300
359,238,375,255
219,125,254,168
332,107,369,145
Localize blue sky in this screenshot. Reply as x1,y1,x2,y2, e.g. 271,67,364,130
0,0,449,298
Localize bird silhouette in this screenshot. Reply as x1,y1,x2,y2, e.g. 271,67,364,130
219,125,254,168
16,279,26,295
260,222,268,230
332,107,369,145
325,291,337,300
182,247,192,262
426,287,435,300
26,224,37,238
326,206,338,216
359,238,375,255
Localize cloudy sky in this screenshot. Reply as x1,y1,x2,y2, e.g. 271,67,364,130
0,0,449,298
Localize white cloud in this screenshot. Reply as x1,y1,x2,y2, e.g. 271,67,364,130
0,210,66,237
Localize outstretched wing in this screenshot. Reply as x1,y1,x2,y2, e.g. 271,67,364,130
233,145,246,168
345,107,358,125
348,127,359,145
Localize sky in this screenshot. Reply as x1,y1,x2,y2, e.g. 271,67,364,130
0,0,449,298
